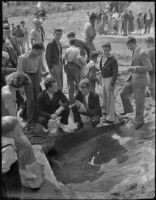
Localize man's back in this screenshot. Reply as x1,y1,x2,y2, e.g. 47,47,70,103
65,45,80,63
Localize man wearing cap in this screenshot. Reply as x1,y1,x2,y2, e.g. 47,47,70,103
64,39,86,101
21,20,30,51
145,37,155,100
71,78,101,130
125,36,152,129
17,43,45,128
66,31,90,63
46,29,63,90
3,24,21,57
81,51,99,92
144,9,153,34
83,12,97,52
37,77,70,132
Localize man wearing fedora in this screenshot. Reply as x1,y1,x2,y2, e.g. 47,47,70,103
83,12,97,52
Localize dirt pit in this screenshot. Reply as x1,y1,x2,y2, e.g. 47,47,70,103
46,117,155,199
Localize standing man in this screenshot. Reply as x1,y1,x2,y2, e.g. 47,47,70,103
30,18,49,74
46,29,63,90
83,12,97,52
145,37,155,100
126,37,152,129
66,31,90,63
13,25,25,54
144,9,153,34
64,39,85,101
17,43,45,128
122,9,130,36
21,20,30,51
99,42,118,123
3,24,21,57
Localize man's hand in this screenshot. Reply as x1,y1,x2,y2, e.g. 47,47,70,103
51,114,57,120
55,106,64,116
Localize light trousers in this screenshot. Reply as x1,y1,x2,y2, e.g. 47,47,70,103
102,77,116,121
132,85,146,125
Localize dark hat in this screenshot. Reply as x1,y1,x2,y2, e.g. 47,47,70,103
127,36,137,44
89,12,97,19
90,51,99,59
54,28,63,32
44,77,56,89
3,24,10,31
66,31,75,38
145,37,154,43
79,78,91,88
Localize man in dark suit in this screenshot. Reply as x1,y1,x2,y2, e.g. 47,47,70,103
46,29,63,90
126,36,152,129
37,77,70,132
144,9,153,34
71,78,101,130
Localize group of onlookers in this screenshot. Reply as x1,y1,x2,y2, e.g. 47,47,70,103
1,11,155,200
94,8,153,36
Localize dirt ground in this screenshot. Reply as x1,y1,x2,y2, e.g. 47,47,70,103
6,7,155,199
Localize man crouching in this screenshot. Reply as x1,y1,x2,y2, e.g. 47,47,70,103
37,77,71,133
71,78,102,130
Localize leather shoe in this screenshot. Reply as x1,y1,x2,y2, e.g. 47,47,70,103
135,122,144,129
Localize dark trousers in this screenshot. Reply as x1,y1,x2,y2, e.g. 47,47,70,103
120,82,134,113
24,73,40,125
38,108,70,128
144,20,152,34
2,161,22,200
66,62,80,102
71,105,100,127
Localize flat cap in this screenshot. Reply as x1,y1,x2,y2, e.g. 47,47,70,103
66,31,75,38
79,78,91,88
44,77,56,88
145,37,154,43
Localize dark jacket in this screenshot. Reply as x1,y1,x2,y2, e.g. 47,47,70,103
46,39,62,70
144,12,153,24
99,55,118,86
74,90,101,116
37,89,69,119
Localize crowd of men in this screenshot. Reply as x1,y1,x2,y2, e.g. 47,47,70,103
94,8,153,36
2,11,155,199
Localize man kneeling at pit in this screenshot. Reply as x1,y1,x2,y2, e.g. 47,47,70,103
37,77,71,133
71,78,102,130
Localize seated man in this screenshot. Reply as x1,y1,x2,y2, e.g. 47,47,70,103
37,77,71,132
71,78,102,130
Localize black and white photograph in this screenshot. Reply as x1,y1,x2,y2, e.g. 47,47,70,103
2,1,155,199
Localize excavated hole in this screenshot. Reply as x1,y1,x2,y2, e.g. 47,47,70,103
46,126,128,184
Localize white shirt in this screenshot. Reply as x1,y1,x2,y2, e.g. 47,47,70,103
64,45,81,63
85,93,90,107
